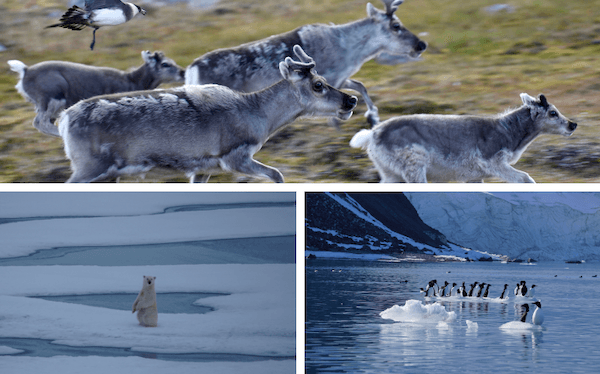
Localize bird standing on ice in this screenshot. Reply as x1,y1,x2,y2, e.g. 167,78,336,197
47,0,146,50
520,303,529,323
532,301,544,325
500,284,509,299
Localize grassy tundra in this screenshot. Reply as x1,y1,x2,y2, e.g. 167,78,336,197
0,0,599,182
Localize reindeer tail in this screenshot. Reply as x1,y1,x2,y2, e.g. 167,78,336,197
350,129,374,150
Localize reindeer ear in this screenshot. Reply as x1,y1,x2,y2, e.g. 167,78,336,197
141,51,151,61
520,93,538,107
279,58,303,82
278,60,290,80
521,93,544,120
279,57,311,82
366,3,379,17
539,94,549,109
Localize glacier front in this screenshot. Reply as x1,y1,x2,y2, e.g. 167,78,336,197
405,192,600,262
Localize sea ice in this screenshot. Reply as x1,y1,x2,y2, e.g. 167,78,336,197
380,300,456,323
0,356,295,374
0,264,295,357
0,206,295,259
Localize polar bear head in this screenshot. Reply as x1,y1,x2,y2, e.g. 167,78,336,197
143,275,156,287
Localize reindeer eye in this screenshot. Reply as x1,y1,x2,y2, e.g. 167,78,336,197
313,81,324,92
391,22,402,31
549,110,558,117
160,62,171,68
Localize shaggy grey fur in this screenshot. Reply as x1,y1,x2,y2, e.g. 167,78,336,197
186,0,426,126
350,93,577,183
58,46,357,183
8,51,184,137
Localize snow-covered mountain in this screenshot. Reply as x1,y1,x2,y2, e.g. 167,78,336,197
305,192,491,260
405,192,600,262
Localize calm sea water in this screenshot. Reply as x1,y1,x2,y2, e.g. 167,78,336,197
306,259,600,373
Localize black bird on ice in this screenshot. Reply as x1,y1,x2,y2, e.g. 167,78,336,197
47,0,146,50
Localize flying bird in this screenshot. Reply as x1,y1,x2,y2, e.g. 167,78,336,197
47,0,146,50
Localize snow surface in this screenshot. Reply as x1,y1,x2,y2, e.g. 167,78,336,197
0,265,294,355
306,250,397,261
0,346,24,355
0,356,294,374
0,192,296,373
380,300,457,323
0,195,295,259
406,192,600,262
0,192,295,218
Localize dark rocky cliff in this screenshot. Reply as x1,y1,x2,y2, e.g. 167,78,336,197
305,192,450,255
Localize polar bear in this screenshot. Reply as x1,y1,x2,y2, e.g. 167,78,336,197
132,275,158,327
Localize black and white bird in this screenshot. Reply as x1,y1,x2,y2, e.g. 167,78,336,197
520,281,528,297
499,284,509,299
531,301,544,325
47,0,146,50
520,303,529,323
483,284,491,298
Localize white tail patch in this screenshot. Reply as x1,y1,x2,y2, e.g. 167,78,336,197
7,60,27,78
349,129,373,149
57,113,70,139
185,65,200,85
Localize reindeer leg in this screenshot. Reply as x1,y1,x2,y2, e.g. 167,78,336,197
233,158,284,183
221,145,284,183
188,174,211,183
340,79,379,127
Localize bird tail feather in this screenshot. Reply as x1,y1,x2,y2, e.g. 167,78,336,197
46,6,89,30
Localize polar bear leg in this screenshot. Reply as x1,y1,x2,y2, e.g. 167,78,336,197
137,306,158,327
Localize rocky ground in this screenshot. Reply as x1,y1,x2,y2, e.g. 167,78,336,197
0,0,598,183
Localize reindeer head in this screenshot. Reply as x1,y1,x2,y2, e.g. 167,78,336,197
520,93,577,136
141,50,185,83
366,0,427,58
279,45,357,120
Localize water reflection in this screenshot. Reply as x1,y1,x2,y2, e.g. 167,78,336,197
306,259,600,373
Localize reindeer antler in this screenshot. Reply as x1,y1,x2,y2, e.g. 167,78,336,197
381,0,404,15
285,45,316,72
293,45,315,65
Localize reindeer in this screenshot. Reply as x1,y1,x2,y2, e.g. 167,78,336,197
186,0,426,126
350,93,577,183
8,51,184,137
58,46,358,183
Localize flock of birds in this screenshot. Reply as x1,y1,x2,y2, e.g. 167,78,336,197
419,279,536,299
420,279,544,326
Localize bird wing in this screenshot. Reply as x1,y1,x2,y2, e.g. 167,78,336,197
85,0,125,11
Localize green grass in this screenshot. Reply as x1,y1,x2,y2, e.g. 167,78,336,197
0,0,599,182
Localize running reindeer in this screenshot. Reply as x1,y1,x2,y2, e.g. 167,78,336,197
58,46,357,183
350,93,577,183
8,51,184,137
186,0,426,126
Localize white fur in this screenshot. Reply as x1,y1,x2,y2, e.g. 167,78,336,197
7,60,32,102
185,65,200,86
132,275,157,327
350,93,575,183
